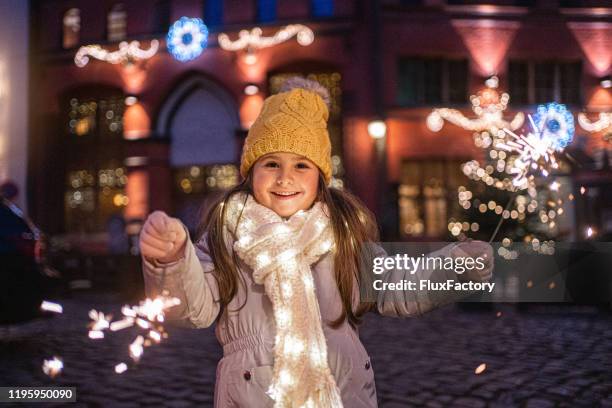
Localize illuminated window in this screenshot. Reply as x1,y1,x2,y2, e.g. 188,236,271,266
63,8,80,49
107,3,127,42
397,57,468,106
65,92,126,233
65,165,127,233
68,96,124,138
269,71,344,187
399,160,467,239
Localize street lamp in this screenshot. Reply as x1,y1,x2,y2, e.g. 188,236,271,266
368,119,387,139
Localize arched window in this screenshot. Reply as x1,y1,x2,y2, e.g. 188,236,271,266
107,3,127,42
62,8,80,49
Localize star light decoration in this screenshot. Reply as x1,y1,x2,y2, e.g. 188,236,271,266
167,17,209,62
74,40,159,67
218,24,314,64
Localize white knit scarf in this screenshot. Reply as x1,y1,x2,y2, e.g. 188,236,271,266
225,192,344,408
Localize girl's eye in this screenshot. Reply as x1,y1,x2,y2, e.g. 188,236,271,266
264,162,279,168
296,162,310,169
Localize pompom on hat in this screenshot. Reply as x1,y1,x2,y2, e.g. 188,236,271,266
240,77,333,183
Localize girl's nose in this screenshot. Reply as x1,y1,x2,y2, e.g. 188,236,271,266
276,168,293,186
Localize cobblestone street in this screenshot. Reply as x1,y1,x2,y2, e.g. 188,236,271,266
1,292,611,407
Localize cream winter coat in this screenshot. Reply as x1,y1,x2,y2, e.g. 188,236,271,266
143,234,475,407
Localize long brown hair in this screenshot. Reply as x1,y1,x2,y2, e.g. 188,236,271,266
197,171,379,328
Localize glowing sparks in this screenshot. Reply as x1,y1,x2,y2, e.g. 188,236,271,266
88,330,104,339
115,363,128,374
475,363,487,375
499,115,563,187
129,335,145,362
42,357,63,378
110,317,135,331
586,226,595,238
40,300,63,314
87,294,181,373
89,310,111,331
580,186,586,195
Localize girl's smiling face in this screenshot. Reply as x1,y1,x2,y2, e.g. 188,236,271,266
252,152,320,218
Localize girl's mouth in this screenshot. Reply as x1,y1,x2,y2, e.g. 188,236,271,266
271,191,301,199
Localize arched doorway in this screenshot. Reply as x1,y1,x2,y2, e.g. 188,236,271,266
156,75,241,233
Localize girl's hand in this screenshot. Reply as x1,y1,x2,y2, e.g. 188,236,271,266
139,211,187,264
452,240,494,282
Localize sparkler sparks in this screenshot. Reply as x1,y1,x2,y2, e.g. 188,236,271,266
475,363,487,375
42,357,63,378
499,114,563,187
87,293,181,374
40,300,63,314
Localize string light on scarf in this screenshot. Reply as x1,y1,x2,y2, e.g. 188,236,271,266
167,17,209,62
74,40,159,67
218,25,314,64
532,103,575,150
426,76,524,133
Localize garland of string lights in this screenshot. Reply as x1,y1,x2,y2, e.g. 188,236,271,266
218,24,314,51
427,76,524,135
74,40,159,67
218,24,314,65
578,112,612,142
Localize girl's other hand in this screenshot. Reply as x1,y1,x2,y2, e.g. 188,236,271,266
139,211,188,264
453,240,494,282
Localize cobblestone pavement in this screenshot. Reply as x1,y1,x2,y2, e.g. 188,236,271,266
1,292,611,407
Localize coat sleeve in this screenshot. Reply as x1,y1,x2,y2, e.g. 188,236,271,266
375,243,483,317
142,229,221,328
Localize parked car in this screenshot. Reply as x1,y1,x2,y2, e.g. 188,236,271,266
0,198,56,323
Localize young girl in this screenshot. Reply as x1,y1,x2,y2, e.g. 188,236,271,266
140,78,493,408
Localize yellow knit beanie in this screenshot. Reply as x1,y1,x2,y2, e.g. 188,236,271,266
240,77,332,183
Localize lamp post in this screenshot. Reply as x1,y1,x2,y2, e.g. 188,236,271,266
369,118,396,240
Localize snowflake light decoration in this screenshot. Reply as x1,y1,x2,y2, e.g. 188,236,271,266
167,17,209,62
533,103,575,151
